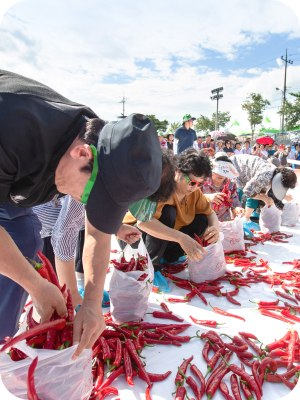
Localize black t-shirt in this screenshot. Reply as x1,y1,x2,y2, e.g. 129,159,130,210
223,147,234,154
0,70,97,207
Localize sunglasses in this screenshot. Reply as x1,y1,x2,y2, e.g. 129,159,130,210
185,174,204,188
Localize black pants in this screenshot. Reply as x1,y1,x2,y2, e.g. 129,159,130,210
75,229,85,273
119,205,208,271
42,236,56,273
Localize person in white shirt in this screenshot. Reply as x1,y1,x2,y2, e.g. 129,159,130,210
286,145,296,167
242,140,251,155
234,142,244,155
193,136,203,150
260,144,269,159
215,139,224,153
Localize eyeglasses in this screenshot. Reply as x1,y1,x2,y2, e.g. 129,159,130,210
185,174,204,188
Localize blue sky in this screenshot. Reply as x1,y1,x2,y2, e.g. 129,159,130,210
0,0,300,132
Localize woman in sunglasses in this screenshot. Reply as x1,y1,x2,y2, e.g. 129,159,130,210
200,153,244,221
125,148,220,270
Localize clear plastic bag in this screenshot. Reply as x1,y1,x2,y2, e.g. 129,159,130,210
0,307,93,400
281,200,299,227
259,204,282,234
188,232,226,282
110,239,154,324
219,216,245,252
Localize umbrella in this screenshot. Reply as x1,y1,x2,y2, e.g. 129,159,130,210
291,136,300,144
256,137,275,145
217,133,236,141
211,131,227,138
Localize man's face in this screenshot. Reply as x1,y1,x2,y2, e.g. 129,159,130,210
245,142,249,148
158,136,164,143
274,145,278,151
287,147,291,152
236,143,241,151
206,136,211,143
265,145,269,150
197,137,202,145
226,142,230,148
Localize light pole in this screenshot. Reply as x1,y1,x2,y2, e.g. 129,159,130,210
211,87,223,130
276,87,283,138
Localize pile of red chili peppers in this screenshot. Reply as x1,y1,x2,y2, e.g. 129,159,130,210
110,254,151,281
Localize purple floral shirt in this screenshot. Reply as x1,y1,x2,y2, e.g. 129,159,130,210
201,177,241,221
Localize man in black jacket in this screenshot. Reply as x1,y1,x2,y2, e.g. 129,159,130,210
0,70,162,359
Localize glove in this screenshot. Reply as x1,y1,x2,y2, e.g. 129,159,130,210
242,219,260,238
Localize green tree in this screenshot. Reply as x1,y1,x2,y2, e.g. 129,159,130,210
278,92,300,130
145,114,169,132
170,121,182,131
194,111,231,133
242,93,270,139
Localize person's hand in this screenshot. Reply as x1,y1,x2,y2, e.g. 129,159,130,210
117,224,141,245
233,207,245,217
285,194,293,202
72,299,105,360
29,279,68,324
203,226,220,245
206,193,226,205
71,289,83,309
178,233,207,261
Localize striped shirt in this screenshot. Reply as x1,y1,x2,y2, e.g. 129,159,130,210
33,195,85,261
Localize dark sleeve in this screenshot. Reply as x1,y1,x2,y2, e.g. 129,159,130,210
193,131,197,141
174,129,180,140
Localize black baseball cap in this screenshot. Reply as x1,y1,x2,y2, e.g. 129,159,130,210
85,114,162,234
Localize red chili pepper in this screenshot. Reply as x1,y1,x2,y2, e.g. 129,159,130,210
280,310,300,323
252,360,263,396
219,382,235,400
141,338,181,347
205,346,225,378
209,303,245,322
122,347,134,386
221,335,248,353
221,357,261,400
125,339,151,387
111,338,122,368
147,311,184,322
27,307,39,330
287,329,298,371
95,386,119,399
258,357,278,387
138,370,172,383
201,330,225,348
175,356,193,387
139,322,191,330
37,251,59,287
178,367,202,399
189,316,225,328
250,299,279,307
26,334,46,347
239,335,265,357
27,357,41,400
27,257,51,283
275,290,299,304
94,359,105,391
230,374,242,400
174,386,186,400
190,363,205,397
202,340,213,363
168,326,190,335
98,366,124,391
206,367,230,399
255,309,295,324
61,290,74,347
226,292,241,306
1,319,66,353
156,328,195,343
275,374,296,390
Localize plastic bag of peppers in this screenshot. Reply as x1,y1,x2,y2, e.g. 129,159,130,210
110,239,154,324
0,253,93,400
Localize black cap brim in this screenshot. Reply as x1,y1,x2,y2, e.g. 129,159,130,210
86,172,128,234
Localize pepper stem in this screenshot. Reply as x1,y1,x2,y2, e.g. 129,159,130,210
249,300,258,304
220,354,230,368
220,333,233,341
208,302,214,310
178,367,188,380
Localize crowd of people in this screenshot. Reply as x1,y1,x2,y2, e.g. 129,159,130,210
0,70,297,363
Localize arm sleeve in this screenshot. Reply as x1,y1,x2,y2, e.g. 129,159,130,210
193,131,197,141
243,172,271,198
195,191,213,216
230,183,241,208
174,129,180,140
51,195,85,261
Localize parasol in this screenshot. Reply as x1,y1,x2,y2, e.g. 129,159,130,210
217,133,236,141
291,136,300,144
210,131,227,139
256,137,275,145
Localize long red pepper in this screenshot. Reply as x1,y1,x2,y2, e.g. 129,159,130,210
189,316,225,328
202,341,212,363
141,338,181,346
255,309,295,324
238,332,257,340
221,356,261,400
221,334,248,353
275,374,296,390
287,329,298,371
258,357,277,387
125,339,151,387
230,374,242,400
239,335,266,357
122,347,134,386
156,300,172,313
190,363,205,397
201,330,225,347
1,319,66,352
178,368,202,400
138,370,171,383
226,292,241,306
252,360,263,396
205,351,232,390
147,311,184,322
209,303,245,322
280,310,300,322
206,367,230,399
219,382,235,400
275,290,298,304
175,386,186,400
139,322,191,330
95,386,119,399
156,328,197,343
98,366,124,391
27,257,51,283
112,339,122,368
27,307,39,329
37,251,59,287
61,290,74,347
205,347,225,378
27,357,41,400
175,356,193,388
264,367,300,382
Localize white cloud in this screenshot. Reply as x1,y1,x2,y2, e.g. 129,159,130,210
0,0,299,131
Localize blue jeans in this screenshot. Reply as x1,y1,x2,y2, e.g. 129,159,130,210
0,204,43,341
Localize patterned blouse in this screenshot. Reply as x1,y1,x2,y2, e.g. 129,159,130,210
230,155,275,197
201,178,241,221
